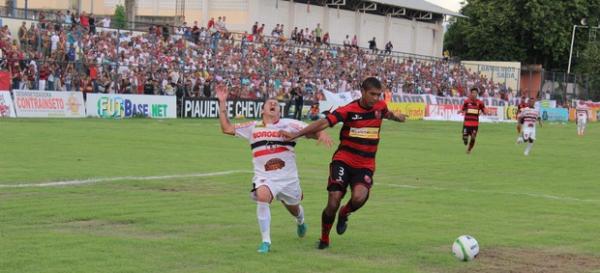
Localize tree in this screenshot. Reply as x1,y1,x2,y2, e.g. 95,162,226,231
576,41,600,100
114,4,127,29
444,0,600,69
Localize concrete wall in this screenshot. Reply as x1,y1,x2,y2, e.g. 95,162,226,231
249,0,443,57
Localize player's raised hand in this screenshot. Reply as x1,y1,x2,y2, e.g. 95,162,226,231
216,83,228,102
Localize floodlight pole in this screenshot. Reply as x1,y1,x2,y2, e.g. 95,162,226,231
567,25,577,74
568,24,600,74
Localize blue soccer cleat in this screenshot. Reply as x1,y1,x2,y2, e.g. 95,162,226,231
297,223,307,238
257,242,271,254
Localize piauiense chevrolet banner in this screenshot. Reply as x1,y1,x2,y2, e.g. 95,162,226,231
182,98,285,119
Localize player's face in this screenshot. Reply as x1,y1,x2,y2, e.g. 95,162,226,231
262,99,281,120
529,99,535,108
469,90,478,100
361,88,382,108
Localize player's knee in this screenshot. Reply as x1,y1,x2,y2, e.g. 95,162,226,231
351,185,370,203
255,186,273,203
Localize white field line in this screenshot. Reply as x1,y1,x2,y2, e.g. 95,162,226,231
0,170,252,189
378,183,600,203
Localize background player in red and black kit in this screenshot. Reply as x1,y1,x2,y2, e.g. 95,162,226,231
281,77,406,249
517,96,529,114
459,88,487,154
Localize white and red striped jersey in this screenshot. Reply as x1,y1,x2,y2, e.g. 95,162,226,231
235,119,307,180
518,108,539,128
576,106,589,121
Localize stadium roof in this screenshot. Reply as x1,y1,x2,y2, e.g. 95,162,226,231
284,0,465,21
370,0,464,17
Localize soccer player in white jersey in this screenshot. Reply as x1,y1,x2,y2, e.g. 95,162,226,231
576,105,589,136
215,84,332,253
517,99,543,156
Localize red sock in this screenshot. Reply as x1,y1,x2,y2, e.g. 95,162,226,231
321,223,332,243
340,205,351,217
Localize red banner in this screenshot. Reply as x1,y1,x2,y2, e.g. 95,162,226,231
0,71,10,91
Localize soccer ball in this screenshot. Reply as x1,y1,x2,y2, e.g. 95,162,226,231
452,235,479,261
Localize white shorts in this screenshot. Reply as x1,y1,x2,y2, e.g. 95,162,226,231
578,118,587,128
522,126,536,141
251,176,302,205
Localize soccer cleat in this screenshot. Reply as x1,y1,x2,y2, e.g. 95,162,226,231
257,242,271,254
297,223,307,238
336,213,348,235
317,240,329,250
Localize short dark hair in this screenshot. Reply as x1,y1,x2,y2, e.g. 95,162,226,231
470,87,479,93
361,77,382,91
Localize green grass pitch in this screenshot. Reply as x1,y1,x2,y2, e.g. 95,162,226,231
1,119,599,273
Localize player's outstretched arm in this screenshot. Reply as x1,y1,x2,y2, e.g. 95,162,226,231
281,118,330,141
216,84,235,135
385,111,407,122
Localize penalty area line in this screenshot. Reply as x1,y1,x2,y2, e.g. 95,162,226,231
0,170,252,188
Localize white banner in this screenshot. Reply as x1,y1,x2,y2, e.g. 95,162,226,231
392,93,522,107
13,90,85,118
320,90,361,113
0,91,17,118
424,104,510,123
86,93,176,119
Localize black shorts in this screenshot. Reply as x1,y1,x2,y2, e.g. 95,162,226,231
327,160,374,193
463,125,478,136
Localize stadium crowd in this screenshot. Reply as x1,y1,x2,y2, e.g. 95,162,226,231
0,10,516,103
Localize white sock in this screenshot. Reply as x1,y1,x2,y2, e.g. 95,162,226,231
524,142,533,155
257,202,271,244
295,205,304,225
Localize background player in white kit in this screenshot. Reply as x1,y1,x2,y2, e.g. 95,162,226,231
215,84,332,253
576,105,589,136
517,100,543,156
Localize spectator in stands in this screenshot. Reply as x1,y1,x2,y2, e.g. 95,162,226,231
322,32,330,48
65,10,72,25
343,35,350,48
308,103,320,121
291,83,303,120
352,34,358,49
102,16,111,28
208,17,215,29
291,27,298,43
89,13,96,34
315,23,322,45
80,12,89,30
385,41,393,55
369,37,377,53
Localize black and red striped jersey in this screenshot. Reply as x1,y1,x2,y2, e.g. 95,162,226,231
462,99,485,127
325,100,389,171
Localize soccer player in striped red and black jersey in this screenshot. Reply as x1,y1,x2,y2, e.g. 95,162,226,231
281,77,407,249
517,96,529,115
459,88,487,154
